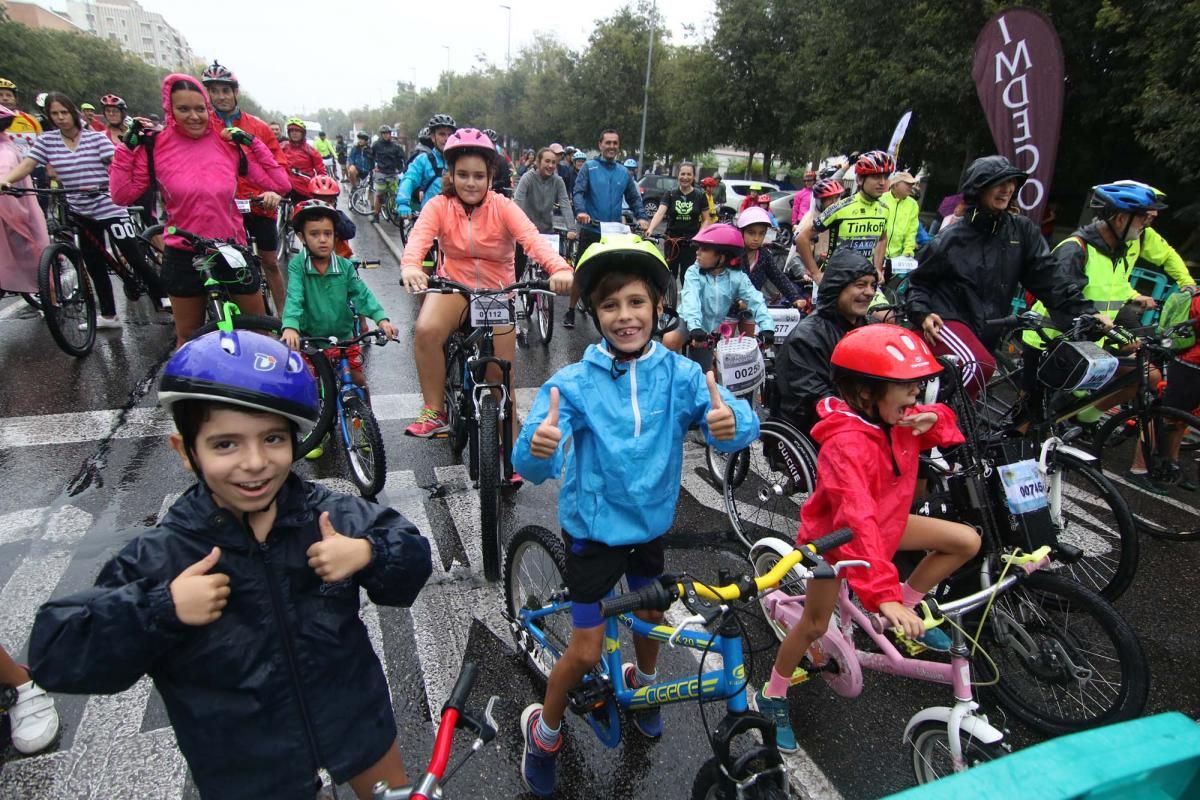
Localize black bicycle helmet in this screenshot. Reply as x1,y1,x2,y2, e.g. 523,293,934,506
427,113,457,130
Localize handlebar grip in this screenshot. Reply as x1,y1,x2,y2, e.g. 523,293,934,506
443,662,478,714
982,316,1019,331
165,226,199,243
527,280,550,291
805,527,853,555
599,580,674,618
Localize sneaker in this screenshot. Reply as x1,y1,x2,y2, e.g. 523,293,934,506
520,704,559,798
563,308,575,329
752,686,798,753
79,316,122,331
1161,460,1200,492
891,625,951,655
304,434,329,461
622,663,663,738
10,679,60,754
404,407,449,438
1125,470,1169,496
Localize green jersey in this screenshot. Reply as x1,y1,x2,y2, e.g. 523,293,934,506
814,191,890,260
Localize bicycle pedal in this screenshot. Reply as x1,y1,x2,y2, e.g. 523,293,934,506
788,668,810,686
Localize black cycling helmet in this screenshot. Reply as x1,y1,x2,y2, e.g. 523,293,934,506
356,131,369,141
418,126,433,146
482,128,499,144
960,156,1028,204
427,113,456,131
378,124,392,134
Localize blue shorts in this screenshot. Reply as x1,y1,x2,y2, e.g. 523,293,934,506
563,531,665,629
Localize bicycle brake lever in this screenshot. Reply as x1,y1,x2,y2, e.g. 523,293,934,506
668,613,713,648
829,559,870,576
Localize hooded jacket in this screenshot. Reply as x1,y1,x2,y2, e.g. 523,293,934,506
280,138,327,195
677,262,775,334
109,74,289,250
514,341,759,546
28,474,432,799
906,157,1094,348
799,397,964,611
572,155,645,228
774,249,875,426
400,190,572,288
396,148,445,214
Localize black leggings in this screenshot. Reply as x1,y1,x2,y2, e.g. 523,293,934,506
77,216,143,317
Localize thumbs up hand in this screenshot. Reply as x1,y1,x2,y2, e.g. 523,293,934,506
705,372,736,441
530,387,563,459
170,547,231,626
306,512,372,583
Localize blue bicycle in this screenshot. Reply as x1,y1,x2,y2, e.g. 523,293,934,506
503,524,856,799
298,323,389,496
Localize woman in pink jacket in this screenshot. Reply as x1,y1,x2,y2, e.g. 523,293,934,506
0,104,48,295
109,73,289,345
399,128,573,452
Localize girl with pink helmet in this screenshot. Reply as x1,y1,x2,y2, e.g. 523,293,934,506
662,223,776,361
737,206,808,310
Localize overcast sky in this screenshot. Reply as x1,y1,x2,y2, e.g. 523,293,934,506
39,0,715,114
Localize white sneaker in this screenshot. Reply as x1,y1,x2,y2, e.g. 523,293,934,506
10,679,60,754
80,316,122,330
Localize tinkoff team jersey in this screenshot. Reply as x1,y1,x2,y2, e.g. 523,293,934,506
814,192,889,259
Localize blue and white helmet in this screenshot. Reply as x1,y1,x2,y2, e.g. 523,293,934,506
623,158,638,169
1090,182,1168,214
158,330,319,431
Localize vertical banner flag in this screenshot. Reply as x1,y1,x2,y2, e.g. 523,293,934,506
887,110,913,159
971,7,1064,224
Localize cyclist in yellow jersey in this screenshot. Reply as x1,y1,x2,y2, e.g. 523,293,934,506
1109,180,1194,288
0,78,42,159
796,150,893,283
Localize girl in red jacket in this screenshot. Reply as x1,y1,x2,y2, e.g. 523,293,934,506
755,324,979,752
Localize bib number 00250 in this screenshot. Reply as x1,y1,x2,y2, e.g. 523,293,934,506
470,296,512,327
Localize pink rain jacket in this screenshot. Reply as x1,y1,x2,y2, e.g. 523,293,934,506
0,132,49,293
110,74,288,249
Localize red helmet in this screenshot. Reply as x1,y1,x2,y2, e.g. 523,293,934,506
307,174,340,198
831,324,942,382
855,150,895,178
813,177,845,200
700,176,718,189
100,94,126,109
443,128,496,165
691,223,745,253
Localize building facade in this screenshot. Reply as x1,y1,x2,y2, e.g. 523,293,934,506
1,1,86,33
62,0,195,71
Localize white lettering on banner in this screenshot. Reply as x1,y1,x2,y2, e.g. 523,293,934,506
991,14,1043,217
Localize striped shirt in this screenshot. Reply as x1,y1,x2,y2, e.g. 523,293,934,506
28,129,128,220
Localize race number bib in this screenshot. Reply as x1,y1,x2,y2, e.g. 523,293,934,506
470,296,512,327
998,459,1048,514
235,198,252,214
600,222,630,236
891,256,917,275
769,307,802,338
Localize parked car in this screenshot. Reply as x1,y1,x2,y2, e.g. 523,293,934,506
636,174,677,215
720,179,780,212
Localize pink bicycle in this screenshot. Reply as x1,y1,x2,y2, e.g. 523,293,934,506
750,540,1056,784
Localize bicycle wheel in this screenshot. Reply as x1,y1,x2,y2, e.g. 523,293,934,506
478,393,502,581
349,187,372,216
909,721,1005,785
975,571,1148,736
724,423,818,550
38,242,96,357
750,538,813,643
504,525,571,680
690,755,789,800
534,291,554,345
1093,405,1200,541
192,313,284,339
1047,452,1138,602
21,292,41,311
295,351,337,460
340,395,386,497
443,338,469,457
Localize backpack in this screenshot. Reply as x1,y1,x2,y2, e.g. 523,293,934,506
1156,288,1198,350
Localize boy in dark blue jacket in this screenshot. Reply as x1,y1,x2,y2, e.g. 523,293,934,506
28,330,433,800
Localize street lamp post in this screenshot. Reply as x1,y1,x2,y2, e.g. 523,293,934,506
500,4,512,71
636,0,656,178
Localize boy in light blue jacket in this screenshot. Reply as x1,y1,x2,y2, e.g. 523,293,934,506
512,236,758,797
663,223,775,370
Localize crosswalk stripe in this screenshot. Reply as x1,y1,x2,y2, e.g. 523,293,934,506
0,389,543,449
0,505,48,546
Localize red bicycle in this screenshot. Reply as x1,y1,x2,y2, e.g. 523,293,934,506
372,662,498,800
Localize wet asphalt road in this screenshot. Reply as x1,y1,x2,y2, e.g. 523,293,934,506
0,215,1198,800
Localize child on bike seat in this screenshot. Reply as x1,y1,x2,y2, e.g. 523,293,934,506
663,223,775,368
27,330,433,800
307,173,357,258
755,325,979,754
280,199,397,385
511,236,759,798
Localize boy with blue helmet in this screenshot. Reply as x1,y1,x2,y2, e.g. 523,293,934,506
513,236,759,797
28,330,432,800
395,112,456,217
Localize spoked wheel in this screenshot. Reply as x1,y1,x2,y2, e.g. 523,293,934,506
707,445,751,491
340,395,386,497
909,721,1005,785
533,291,554,345
690,755,789,800
1046,452,1138,602
349,187,372,216
724,423,818,550
1093,406,1200,541
478,394,502,581
444,338,469,457
504,525,571,680
750,538,814,643
295,351,337,460
38,242,96,357
974,571,1148,736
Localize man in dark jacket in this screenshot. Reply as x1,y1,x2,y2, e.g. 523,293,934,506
905,155,1099,397
774,249,878,432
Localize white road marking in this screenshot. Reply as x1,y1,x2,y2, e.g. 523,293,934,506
0,505,48,546
0,389,542,450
